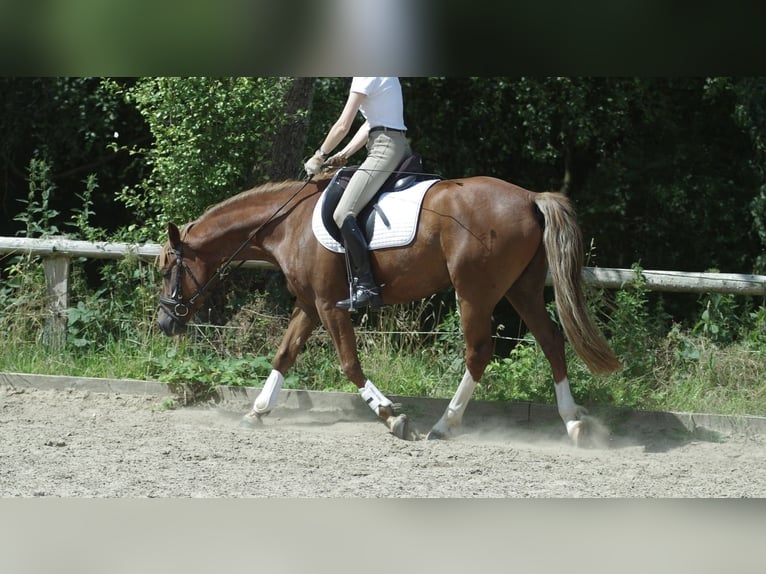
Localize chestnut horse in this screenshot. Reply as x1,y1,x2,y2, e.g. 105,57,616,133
157,173,620,444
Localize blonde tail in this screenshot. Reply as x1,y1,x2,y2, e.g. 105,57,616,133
533,192,621,375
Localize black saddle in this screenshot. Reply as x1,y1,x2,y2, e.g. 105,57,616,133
320,153,433,245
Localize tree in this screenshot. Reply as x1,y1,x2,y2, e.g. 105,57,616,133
0,77,146,237
718,77,766,273
403,77,761,278
267,78,315,182
116,77,314,237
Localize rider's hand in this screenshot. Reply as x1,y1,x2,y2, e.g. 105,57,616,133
304,149,326,176
326,153,347,168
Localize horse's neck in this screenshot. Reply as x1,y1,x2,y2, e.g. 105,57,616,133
188,207,265,256
188,182,311,256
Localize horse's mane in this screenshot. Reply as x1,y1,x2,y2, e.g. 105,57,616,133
203,181,292,215
201,173,335,217
158,173,337,268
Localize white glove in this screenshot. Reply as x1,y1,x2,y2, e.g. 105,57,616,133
304,150,326,175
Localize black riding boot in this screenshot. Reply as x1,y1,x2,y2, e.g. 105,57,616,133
336,215,383,310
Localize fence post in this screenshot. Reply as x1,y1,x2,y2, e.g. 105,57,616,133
43,254,69,349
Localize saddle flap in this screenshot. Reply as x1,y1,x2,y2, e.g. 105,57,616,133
312,177,439,254
320,153,430,244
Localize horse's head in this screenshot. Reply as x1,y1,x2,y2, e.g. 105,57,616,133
157,222,214,336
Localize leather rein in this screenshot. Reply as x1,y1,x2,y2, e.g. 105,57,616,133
158,175,315,325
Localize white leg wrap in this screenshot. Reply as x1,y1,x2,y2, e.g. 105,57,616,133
431,369,477,436
253,369,284,414
554,377,580,433
555,377,576,415
359,380,392,416
446,369,477,426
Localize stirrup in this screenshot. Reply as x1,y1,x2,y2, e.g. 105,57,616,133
336,286,383,311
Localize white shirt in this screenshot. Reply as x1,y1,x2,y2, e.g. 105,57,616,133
350,77,407,131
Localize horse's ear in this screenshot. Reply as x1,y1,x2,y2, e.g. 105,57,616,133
168,222,181,249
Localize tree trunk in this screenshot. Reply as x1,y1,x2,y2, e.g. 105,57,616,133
267,77,316,182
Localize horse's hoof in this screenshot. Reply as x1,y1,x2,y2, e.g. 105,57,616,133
571,415,609,449
567,420,585,447
239,410,265,429
426,428,448,440
387,414,410,440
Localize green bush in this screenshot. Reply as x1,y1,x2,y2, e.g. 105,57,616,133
111,77,299,237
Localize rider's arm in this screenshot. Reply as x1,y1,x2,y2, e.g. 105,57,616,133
330,122,369,163
318,90,366,157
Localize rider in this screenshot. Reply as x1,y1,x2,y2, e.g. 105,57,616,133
305,77,411,310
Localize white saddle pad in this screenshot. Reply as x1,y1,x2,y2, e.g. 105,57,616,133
312,179,439,253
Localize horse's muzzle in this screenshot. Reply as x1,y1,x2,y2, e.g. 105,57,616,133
157,311,187,336
157,298,189,336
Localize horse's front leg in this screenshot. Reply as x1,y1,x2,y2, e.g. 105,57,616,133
320,306,411,440
242,303,319,424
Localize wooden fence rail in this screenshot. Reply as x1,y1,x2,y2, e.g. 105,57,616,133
1,236,765,344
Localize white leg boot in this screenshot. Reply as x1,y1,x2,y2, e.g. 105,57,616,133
554,377,583,444
359,379,393,416
359,380,409,439
427,369,477,439
252,369,284,415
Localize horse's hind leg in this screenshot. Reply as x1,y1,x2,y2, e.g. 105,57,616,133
243,303,319,424
426,368,479,440
505,247,585,445
427,297,494,440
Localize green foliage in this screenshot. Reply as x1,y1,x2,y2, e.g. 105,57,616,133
0,253,46,344
289,337,350,392
113,77,299,236
1,77,145,238
743,307,766,347
605,263,667,376
14,157,108,241
70,173,104,241
2,159,64,345
653,324,766,415
149,349,274,389
401,77,763,324
304,78,352,158
14,158,60,237
2,161,157,356
2,253,766,416
693,292,742,345
710,77,766,273
3,77,765,279
480,334,556,403
66,300,100,348
56,256,156,352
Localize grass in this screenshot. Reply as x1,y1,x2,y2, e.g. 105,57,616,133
2,320,766,418
0,333,175,381
657,342,766,415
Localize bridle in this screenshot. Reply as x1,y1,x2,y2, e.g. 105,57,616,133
158,175,315,326
158,242,208,326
